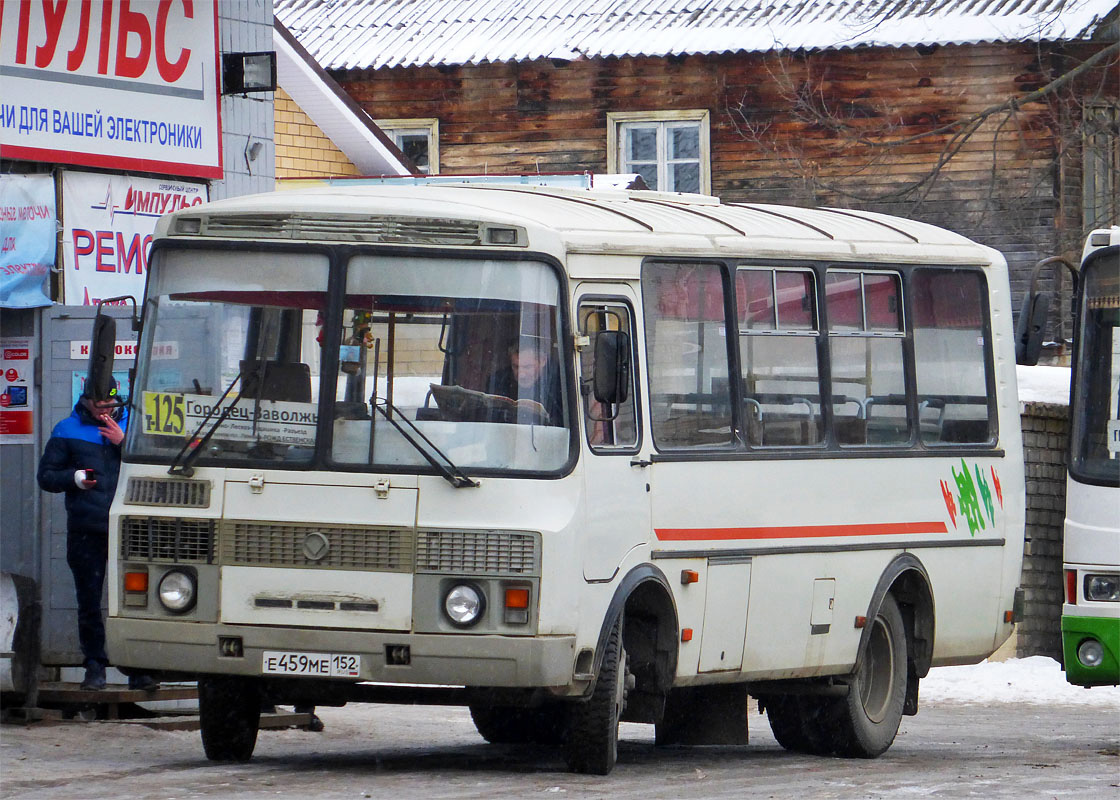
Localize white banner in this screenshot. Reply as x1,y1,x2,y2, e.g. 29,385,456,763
0,0,221,178
61,170,207,305
0,174,55,308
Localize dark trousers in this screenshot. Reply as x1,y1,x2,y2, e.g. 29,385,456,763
66,529,109,669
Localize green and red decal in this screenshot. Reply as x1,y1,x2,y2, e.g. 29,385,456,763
941,460,1003,537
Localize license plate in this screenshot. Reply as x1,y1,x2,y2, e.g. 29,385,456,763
262,650,361,678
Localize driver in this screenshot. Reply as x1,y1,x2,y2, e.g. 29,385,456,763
489,335,563,425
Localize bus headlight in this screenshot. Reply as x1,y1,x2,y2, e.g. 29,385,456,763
443,583,485,627
1084,574,1120,602
1077,639,1105,668
158,570,197,614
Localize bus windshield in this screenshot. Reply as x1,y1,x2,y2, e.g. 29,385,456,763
1070,251,1120,486
126,248,571,475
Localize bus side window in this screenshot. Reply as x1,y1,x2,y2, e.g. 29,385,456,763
826,270,909,447
642,262,734,449
911,269,995,445
736,267,823,447
578,301,638,449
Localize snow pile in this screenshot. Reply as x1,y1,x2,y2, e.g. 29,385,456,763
1016,364,1071,406
921,656,1119,707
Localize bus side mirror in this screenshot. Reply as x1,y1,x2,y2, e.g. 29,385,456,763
1014,291,1050,366
593,331,630,404
86,312,118,402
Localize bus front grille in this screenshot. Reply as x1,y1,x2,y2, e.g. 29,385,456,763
223,522,415,572
120,517,215,563
124,477,211,508
416,530,540,575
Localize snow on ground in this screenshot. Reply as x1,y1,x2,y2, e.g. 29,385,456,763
1016,364,1071,406
921,656,1119,707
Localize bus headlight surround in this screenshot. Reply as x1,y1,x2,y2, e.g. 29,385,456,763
443,583,485,627
1077,638,1105,668
158,569,197,614
1084,574,1120,602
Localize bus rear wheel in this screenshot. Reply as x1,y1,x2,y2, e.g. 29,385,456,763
563,617,626,775
199,676,262,762
833,594,908,758
765,694,839,754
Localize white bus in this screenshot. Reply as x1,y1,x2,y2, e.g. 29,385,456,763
1041,228,1118,686
105,183,1025,773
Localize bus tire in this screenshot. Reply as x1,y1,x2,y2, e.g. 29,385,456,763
469,703,565,745
765,695,839,755
563,616,625,775
199,676,261,762
834,594,907,758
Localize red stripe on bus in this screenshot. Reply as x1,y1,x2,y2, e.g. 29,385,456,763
654,521,949,541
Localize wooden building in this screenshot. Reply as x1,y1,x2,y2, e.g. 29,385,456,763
277,0,1119,323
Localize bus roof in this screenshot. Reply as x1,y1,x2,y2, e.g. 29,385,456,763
158,183,1000,268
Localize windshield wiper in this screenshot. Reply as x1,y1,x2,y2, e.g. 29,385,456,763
373,398,478,488
167,372,244,477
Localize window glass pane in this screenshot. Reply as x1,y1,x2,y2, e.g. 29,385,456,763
333,256,570,472
669,162,700,193
627,126,657,161
128,249,330,467
643,262,733,448
826,272,863,330
827,269,910,446
740,336,822,446
864,273,902,331
736,269,774,330
397,133,430,173
738,268,822,447
670,125,699,159
1070,254,1120,483
579,303,638,450
775,271,815,330
634,163,659,191
830,337,908,445
911,269,992,445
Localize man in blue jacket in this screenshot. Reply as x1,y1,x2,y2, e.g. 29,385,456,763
37,387,155,691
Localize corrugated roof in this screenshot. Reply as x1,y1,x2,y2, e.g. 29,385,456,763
274,0,1118,70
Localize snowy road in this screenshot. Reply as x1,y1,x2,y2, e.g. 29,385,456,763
2,659,1117,799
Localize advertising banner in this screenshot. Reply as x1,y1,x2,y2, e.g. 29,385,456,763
61,170,207,305
0,338,35,444
0,174,55,308
0,0,222,179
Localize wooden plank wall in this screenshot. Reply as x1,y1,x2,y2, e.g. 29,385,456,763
337,42,1117,317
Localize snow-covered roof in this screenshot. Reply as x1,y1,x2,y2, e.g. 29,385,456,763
274,20,413,175
274,0,1119,71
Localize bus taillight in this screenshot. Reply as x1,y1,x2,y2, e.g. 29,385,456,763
1065,569,1078,604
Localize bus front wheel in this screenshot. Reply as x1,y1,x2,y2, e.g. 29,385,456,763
469,702,566,745
834,594,908,757
563,617,626,774
199,676,262,762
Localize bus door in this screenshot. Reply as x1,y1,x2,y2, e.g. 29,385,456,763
575,290,650,582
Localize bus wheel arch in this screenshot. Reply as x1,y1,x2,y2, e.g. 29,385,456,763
563,565,678,774
862,554,936,710
829,556,935,758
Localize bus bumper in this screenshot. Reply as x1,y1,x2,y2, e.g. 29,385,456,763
1061,615,1120,687
107,617,578,690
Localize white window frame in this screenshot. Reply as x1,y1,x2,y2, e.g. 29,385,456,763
376,118,440,174
607,110,711,195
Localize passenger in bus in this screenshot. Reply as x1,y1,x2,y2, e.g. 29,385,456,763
488,334,563,425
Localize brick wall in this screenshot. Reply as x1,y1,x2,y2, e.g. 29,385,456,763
275,88,361,178
1016,401,1070,660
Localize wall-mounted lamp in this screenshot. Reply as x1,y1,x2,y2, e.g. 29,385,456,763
222,51,277,94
